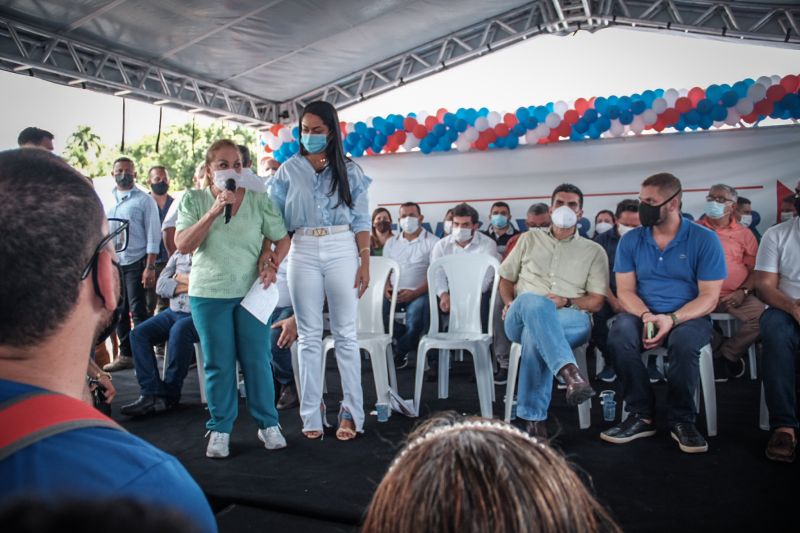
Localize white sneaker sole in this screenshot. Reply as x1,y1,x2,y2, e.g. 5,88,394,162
600,428,656,444
258,431,287,450
206,448,229,459
671,432,708,453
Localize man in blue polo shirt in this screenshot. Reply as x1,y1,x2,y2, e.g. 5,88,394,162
600,173,726,454
0,150,216,532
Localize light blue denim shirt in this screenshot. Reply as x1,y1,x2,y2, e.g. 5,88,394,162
268,154,372,234
106,187,162,266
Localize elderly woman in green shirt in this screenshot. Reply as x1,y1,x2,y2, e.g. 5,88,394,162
176,139,290,459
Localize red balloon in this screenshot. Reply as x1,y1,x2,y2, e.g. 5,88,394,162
548,129,560,142
574,98,590,114
425,116,439,130
270,124,282,136
653,120,665,132
766,85,787,102
264,145,273,153
780,74,799,93
563,110,579,125
494,124,510,137
484,129,497,144
675,97,693,114
688,87,705,105
741,112,759,124
474,139,488,151
587,97,596,109
754,100,774,116
537,137,550,145
436,108,448,121
394,130,407,144
412,125,428,139
503,113,518,128
386,139,399,152
403,117,418,131
557,122,572,138
366,148,375,156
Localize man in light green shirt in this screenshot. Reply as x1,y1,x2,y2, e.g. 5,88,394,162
499,184,608,439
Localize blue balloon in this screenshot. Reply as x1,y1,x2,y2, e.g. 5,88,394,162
782,93,800,110
355,121,367,135
357,139,369,153
721,90,739,107
546,102,554,112
382,122,395,136
372,117,385,129
372,141,384,153
654,88,665,97
619,110,634,125
684,110,701,126
433,124,446,137
791,106,800,119
350,147,364,157
512,124,526,137
583,109,598,123
436,136,451,150
619,96,632,110
478,107,490,117
711,105,727,122
631,100,646,115
292,127,299,139
697,99,713,115
706,84,723,102
455,118,468,132
642,90,656,105
534,106,549,122
443,113,456,127
515,107,530,121
420,143,433,154
525,117,539,130
506,136,519,149
570,130,584,141
495,136,506,148
594,97,608,114
743,78,755,87
288,141,299,153
588,126,601,140
573,118,588,134
607,95,619,107
675,118,686,131
596,116,611,132
346,132,359,144
606,105,620,120
699,115,713,129
365,127,377,140
408,112,417,118
392,114,405,129
466,108,478,123
447,129,459,143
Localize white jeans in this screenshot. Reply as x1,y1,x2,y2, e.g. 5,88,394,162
287,231,363,432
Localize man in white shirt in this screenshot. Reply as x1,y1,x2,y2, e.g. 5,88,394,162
383,202,440,369
755,190,800,463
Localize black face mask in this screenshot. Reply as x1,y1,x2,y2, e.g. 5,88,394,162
115,173,134,188
92,261,124,347
151,181,168,195
639,188,681,228
375,220,391,233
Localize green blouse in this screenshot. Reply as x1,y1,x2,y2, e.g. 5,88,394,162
176,188,287,299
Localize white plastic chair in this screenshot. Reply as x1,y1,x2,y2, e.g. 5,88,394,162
319,257,400,412
622,344,717,436
710,312,758,379
162,341,207,405
759,383,769,431
413,254,500,419
504,342,592,428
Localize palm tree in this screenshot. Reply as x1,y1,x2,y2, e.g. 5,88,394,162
63,125,105,175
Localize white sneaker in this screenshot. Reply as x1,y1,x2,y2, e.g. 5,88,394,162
205,431,230,458
257,426,287,450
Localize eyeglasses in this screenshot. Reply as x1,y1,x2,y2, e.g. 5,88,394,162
706,195,733,204
80,218,129,280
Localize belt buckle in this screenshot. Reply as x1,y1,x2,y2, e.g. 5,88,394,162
312,228,329,237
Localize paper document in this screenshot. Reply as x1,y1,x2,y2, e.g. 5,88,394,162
240,279,279,324
389,388,418,417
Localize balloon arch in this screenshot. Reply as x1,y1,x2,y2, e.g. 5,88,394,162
260,74,800,162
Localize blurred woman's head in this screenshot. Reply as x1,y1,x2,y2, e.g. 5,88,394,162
363,413,620,533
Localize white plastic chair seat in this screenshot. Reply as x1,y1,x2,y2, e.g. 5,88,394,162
422,333,493,344
710,312,758,379
504,342,592,429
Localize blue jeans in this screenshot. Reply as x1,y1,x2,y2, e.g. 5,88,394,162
609,313,711,424
504,293,591,421
384,292,430,356
761,308,800,429
268,306,295,386
130,309,198,401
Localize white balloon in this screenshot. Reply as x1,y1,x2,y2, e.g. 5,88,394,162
642,109,658,125
402,136,420,151
535,123,550,137
345,122,356,134
770,74,782,85
630,117,645,134
366,116,375,128
610,119,624,137
268,137,282,150
525,130,540,144
756,76,772,88
416,111,429,123
713,120,725,128
474,117,489,132
487,111,501,127
735,98,754,115
652,98,668,114
725,110,741,126
554,100,569,117
278,127,294,142
464,127,479,142
545,112,561,129
664,89,680,107
456,138,471,152
748,83,766,102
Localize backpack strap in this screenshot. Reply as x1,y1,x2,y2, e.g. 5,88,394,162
0,391,125,462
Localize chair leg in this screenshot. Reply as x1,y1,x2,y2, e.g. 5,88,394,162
759,382,770,431
161,342,169,380
367,341,391,411
290,343,301,399
574,344,591,429
595,347,605,376
699,344,717,437
413,340,429,416
748,344,758,380
194,343,207,405
504,344,521,423
386,343,398,392
438,350,450,399
321,339,333,396
472,345,494,419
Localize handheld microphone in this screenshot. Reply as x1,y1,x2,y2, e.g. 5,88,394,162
224,178,236,224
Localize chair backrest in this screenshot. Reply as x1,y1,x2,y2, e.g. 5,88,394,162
426,254,500,336
422,222,433,234
516,219,527,232
358,256,399,336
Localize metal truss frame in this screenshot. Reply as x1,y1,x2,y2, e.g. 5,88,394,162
285,0,800,120
0,16,281,127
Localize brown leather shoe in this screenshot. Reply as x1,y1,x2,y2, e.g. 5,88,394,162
765,430,796,463
523,420,548,440
557,363,596,406
94,342,111,368
103,356,134,372
276,383,299,410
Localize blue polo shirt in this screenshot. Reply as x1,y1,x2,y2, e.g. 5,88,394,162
0,379,217,533
614,219,726,313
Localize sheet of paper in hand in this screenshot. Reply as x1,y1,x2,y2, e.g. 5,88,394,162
240,279,279,325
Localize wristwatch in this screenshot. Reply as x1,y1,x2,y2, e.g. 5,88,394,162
740,287,750,296
564,298,573,308
145,264,156,271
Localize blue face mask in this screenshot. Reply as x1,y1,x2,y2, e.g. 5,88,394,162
301,133,328,154
491,214,508,228
704,200,727,220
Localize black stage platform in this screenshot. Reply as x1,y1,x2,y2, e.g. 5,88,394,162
111,356,797,532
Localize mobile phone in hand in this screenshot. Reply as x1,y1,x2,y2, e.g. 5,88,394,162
646,321,655,340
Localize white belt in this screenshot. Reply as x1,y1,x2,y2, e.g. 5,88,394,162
295,225,351,237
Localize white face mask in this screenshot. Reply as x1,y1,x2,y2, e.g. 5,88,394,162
530,226,550,232
212,169,240,191
443,220,453,234
399,216,420,233
595,222,614,235
617,223,636,236
780,211,795,222
551,206,578,229
452,227,473,243
739,214,752,228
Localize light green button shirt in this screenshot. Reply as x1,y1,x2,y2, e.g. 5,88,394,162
499,229,609,298
176,188,288,299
